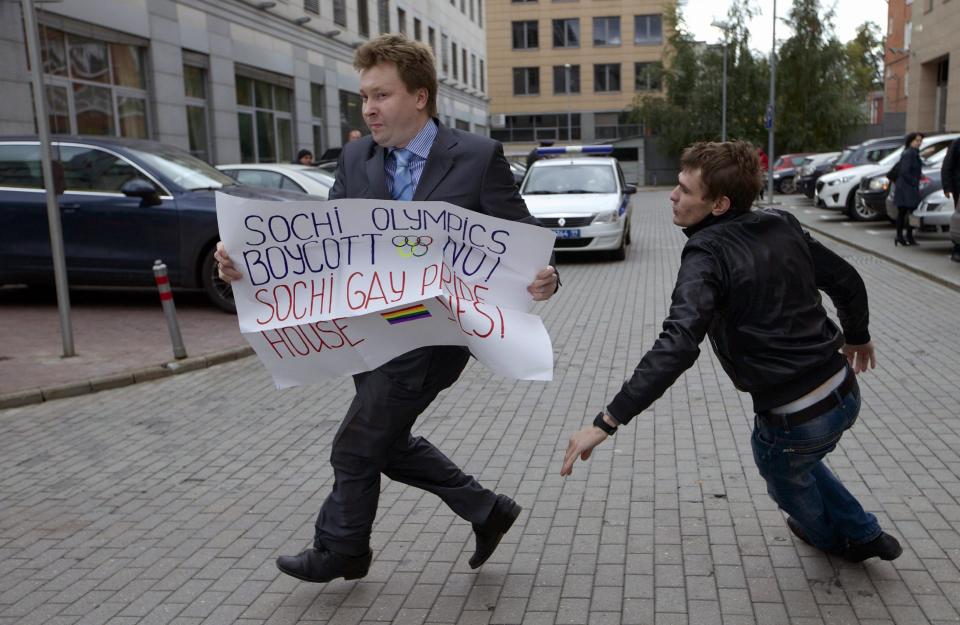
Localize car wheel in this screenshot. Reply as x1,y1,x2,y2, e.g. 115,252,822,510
624,218,632,246
848,192,880,222
200,247,236,313
780,176,797,194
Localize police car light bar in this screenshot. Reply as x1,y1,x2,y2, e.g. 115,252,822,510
535,145,614,155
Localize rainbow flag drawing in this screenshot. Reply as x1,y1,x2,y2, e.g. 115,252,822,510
381,303,432,325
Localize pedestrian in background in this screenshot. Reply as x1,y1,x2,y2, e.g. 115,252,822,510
560,140,903,564
215,34,559,585
941,136,960,261
347,128,363,142
893,132,924,246
295,149,314,165
756,145,768,200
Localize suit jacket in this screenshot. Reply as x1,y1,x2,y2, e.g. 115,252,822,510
329,120,537,225
328,120,543,390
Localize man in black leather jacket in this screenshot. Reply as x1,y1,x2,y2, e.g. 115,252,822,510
560,140,903,563
941,137,960,261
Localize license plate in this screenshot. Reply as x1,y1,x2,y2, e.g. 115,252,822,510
554,228,581,239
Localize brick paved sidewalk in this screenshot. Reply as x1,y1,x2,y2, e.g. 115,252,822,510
2,190,960,625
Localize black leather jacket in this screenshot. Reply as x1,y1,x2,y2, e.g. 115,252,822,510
607,208,870,423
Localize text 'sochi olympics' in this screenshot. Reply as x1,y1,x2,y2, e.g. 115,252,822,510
216,195,557,388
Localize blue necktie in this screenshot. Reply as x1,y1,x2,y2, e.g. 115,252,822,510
392,148,415,201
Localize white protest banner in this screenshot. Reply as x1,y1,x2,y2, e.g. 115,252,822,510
215,194,557,387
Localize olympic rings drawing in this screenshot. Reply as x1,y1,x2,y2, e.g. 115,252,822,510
392,235,433,258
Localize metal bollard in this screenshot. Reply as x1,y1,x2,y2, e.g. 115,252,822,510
152,259,187,360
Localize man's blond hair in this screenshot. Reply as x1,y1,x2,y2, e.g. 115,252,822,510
354,34,438,117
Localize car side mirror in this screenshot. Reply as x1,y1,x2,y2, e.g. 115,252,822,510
121,179,161,206
624,184,638,195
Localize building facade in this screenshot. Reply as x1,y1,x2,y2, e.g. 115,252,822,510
0,0,489,164
883,0,910,135
485,0,668,149
906,0,958,132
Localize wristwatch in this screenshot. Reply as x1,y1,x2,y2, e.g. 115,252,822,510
593,411,618,436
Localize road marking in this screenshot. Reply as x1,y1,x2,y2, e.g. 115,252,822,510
866,230,883,235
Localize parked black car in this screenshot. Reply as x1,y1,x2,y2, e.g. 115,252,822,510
831,136,902,172
796,151,841,198
0,135,309,312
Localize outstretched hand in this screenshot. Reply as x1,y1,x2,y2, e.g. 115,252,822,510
842,341,876,374
560,424,609,476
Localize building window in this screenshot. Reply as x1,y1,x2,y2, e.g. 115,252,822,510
469,0,474,21
490,114,580,143
595,111,640,140
358,0,370,37
304,0,319,15
414,17,421,40
428,27,436,55
333,0,347,26
452,42,459,80
553,64,580,94
236,73,294,163
479,58,485,92
311,83,325,156
183,62,210,162
36,25,150,138
593,16,621,46
339,90,363,144
594,63,621,92
634,62,662,91
462,48,468,85
552,18,579,48
455,119,470,131
471,54,477,89
634,15,662,44
512,21,538,49
398,8,407,34
513,67,540,95
377,0,389,33
477,0,483,26
441,33,449,75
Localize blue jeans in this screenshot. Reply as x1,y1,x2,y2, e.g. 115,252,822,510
751,378,881,552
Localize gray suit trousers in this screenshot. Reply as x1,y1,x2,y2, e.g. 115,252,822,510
314,346,498,556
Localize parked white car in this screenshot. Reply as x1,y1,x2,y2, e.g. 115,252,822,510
216,163,335,198
816,134,960,219
520,146,636,260
910,190,952,232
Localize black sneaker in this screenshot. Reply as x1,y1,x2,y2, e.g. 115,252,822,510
841,532,903,563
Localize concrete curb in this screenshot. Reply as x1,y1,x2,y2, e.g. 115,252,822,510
797,221,960,294
0,345,254,410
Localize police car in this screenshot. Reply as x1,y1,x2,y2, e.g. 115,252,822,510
520,145,636,260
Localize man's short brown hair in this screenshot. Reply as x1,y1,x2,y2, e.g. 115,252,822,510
354,34,438,117
680,140,763,214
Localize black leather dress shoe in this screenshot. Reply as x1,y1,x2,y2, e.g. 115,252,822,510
469,494,521,569
841,532,903,563
276,546,372,583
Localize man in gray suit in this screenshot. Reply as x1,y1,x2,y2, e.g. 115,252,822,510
216,34,559,583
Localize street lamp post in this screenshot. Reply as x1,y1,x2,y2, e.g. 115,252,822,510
564,63,572,142
711,21,730,142
21,0,75,357
767,0,777,202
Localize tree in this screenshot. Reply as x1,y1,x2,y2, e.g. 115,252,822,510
632,0,882,157
845,22,884,95
774,0,869,152
630,1,769,156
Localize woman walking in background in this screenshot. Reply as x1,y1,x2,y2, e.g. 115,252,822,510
893,132,923,246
